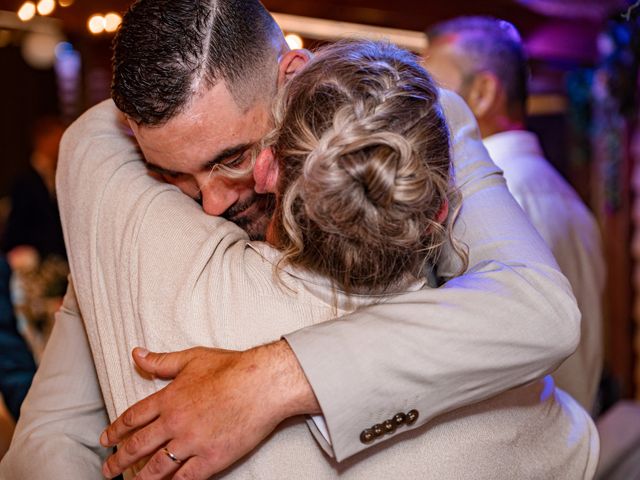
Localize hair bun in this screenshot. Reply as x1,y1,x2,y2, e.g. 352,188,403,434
298,107,432,244
271,39,462,295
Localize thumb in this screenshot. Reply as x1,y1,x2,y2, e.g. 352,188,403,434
132,347,196,379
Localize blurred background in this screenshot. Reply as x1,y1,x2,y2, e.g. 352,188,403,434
0,0,639,471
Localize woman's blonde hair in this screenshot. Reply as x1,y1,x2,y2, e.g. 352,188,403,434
267,40,465,295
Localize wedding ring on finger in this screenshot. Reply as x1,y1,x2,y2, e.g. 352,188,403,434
161,447,183,465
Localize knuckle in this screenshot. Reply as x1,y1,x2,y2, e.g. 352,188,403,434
123,433,143,455
122,408,137,428
156,352,170,365
106,454,123,474
201,443,219,462
144,452,166,475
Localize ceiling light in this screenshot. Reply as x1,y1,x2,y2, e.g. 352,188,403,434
36,0,55,16
104,12,122,33
88,14,106,35
17,2,36,22
285,33,303,50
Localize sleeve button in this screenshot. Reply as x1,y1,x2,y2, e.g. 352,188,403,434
406,409,419,425
393,412,407,425
360,428,375,444
383,419,396,434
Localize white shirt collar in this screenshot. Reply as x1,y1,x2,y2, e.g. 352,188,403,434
483,130,544,167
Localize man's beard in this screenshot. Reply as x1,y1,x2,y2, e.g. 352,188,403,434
223,193,276,241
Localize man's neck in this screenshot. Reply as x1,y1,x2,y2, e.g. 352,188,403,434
478,117,525,139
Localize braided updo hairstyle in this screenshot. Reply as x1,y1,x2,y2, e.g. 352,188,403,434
268,40,462,295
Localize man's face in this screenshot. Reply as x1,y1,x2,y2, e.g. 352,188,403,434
129,82,274,240
422,39,470,99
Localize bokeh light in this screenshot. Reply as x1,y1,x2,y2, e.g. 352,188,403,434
88,14,106,35
22,31,64,69
104,13,122,33
17,2,36,22
36,0,56,16
285,33,304,50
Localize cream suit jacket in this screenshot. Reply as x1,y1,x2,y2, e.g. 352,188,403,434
0,91,586,478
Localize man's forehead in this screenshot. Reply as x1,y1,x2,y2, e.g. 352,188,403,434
133,84,269,172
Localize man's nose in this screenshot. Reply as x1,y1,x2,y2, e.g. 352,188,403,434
200,182,238,216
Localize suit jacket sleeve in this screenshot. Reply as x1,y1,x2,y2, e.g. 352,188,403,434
284,89,581,461
0,282,109,479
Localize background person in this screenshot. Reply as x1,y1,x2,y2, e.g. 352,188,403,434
423,16,606,413
2,117,67,268
0,256,36,423
1,117,69,358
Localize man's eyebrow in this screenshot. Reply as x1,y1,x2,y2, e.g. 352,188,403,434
202,143,253,170
144,160,182,177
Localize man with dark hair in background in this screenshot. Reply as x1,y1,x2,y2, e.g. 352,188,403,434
2,117,67,268
423,16,605,413
2,2,582,479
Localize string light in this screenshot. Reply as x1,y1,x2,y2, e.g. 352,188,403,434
285,33,303,50
17,2,36,22
36,0,55,16
104,13,122,33
58,0,74,6
88,14,106,35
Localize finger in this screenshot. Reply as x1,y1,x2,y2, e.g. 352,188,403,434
102,419,171,478
172,456,215,480
132,347,198,379
133,442,187,480
101,392,161,446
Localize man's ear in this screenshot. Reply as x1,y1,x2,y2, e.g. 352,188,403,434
277,49,312,86
254,148,279,194
466,72,500,119
124,115,139,137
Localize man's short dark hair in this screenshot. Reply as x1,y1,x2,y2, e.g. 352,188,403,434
112,0,282,125
426,16,528,116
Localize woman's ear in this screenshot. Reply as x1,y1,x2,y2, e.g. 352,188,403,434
277,49,312,86
435,198,449,225
254,148,279,194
